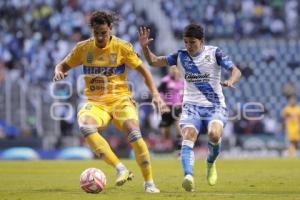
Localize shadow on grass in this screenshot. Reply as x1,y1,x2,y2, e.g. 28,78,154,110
32,188,81,194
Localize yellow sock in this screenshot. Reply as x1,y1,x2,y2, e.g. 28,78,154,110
131,138,153,181
288,144,296,157
85,132,120,167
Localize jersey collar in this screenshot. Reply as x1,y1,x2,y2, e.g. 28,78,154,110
191,46,205,57
94,36,115,50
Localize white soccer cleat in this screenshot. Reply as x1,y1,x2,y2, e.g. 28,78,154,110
115,169,134,186
144,182,160,193
182,174,195,192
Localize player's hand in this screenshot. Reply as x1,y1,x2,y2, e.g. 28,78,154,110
152,95,170,114
220,80,235,88
138,26,153,48
53,70,68,82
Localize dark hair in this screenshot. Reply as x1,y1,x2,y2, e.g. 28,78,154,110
183,23,205,40
288,95,297,101
89,11,119,27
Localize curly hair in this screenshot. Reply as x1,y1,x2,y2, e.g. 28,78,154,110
89,11,119,27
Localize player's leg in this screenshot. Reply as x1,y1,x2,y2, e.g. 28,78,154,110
174,106,183,155
207,120,223,163
205,107,227,186
112,98,159,193
288,141,297,157
180,126,198,192
124,120,160,193
206,120,223,186
175,119,182,154
160,126,171,139
78,103,132,186
287,131,299,157
159,111,173,139
178,104,201,192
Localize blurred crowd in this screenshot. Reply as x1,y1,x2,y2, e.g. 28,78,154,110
0,0,156,85
161,0,299,40
0,0,299,153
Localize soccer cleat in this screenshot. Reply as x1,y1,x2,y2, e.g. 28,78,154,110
115,169,134,186
207,162,217,186
144,182,160,193
182,174,195,192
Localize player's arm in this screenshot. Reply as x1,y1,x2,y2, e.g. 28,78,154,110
135,64,169,113
281,109,288,130
53,43,83,81
53,62,71,81
216,48,242,88
138,26,168,67
223,66,242,88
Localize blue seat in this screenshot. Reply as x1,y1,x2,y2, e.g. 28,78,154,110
1,147,40,160
56,147,93,160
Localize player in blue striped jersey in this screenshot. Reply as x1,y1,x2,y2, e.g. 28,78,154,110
138,24,241,192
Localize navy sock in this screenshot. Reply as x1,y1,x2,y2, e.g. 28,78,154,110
207,141,220,164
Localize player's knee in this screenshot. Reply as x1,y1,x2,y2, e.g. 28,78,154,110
208,121,223,143
78,115,98,126
181,127,197,142
123,119,142,143
208,131,221,143
123,119,139,133
78,115,99,137
79,126,98,137
128,129,142,143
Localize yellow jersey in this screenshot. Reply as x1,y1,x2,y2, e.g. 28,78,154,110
283,105,300,140
63,36,142,104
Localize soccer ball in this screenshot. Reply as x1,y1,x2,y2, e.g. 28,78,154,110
80,168,106,193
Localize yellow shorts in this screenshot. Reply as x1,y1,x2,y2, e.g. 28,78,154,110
287,131,300,142
77,97,139,132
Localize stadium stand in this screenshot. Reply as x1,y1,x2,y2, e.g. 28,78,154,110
0,0,299,155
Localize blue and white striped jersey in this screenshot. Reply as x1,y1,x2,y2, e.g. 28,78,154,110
166,45,234,108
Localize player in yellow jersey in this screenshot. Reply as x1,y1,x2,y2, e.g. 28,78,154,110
283,95,300,157
53,11,167,193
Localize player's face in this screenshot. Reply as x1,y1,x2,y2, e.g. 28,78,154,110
92,24,112,48
289,97,297,106
183,37,203,56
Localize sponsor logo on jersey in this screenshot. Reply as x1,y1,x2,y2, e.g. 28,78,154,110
83,64,125,76
185,72,210,83
90,77,106,84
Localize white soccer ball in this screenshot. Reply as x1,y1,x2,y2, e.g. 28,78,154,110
80,168,107,193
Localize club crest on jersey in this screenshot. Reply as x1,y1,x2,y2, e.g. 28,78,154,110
205,55,211,62
86,52,93,63
109,53,117,64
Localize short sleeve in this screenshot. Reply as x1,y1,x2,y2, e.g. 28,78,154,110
215,48,234,70
282,108,286,115
166,52,178,66
122,42,142,69
63,44,83,68
282,107,288,117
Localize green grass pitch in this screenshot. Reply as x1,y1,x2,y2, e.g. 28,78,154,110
0,159,300,200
